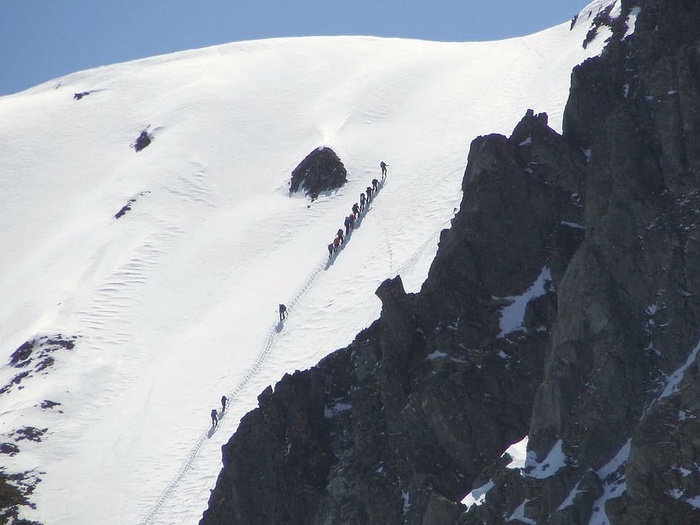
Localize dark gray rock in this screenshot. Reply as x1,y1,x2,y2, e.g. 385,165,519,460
1,334,78,396
619,361,700,525
114,191,149,220
289,147,348,201
133,130,152,152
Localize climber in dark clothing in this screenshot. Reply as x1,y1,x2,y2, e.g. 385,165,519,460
344,216,353,235
211,409,219,427
221,395,227,412
328,243,335,257
337,229,345,244
372,178,379,192
279,304,288,321
380,161,388,176
359,192,366,212
352,203,360,216
366,186,373,203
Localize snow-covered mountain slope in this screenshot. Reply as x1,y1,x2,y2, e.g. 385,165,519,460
0,3,617,524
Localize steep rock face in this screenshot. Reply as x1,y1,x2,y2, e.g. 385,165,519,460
201,370,336,524
470,0,700,523
289,147,348,201
201,0,700,523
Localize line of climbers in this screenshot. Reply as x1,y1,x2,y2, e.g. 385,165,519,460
328,162,388,258
211,395,227,427
210,161,388,426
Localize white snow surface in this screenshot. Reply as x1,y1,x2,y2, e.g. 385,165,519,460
0,9,609,525
524,438,567,479
462,479,495,510
588,440,631,525
507,499,536,524
504,435,529,470
498,267,552,337
659,338,700,401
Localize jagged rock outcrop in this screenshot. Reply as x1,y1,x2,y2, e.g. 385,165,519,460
289,147,348,201
522,0,700,522
467,0,700,522
201,0,700,523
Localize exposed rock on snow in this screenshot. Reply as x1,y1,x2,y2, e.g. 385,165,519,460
1,335,78,395
132,129,152,152
289,147,348,201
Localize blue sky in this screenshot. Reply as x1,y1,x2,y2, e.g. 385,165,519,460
1,0,588,96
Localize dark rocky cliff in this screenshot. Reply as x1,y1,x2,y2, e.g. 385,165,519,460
200,0,700,523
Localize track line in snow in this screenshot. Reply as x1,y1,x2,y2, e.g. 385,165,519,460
137,178,388,525
137,255,328,525
365,177,395,274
